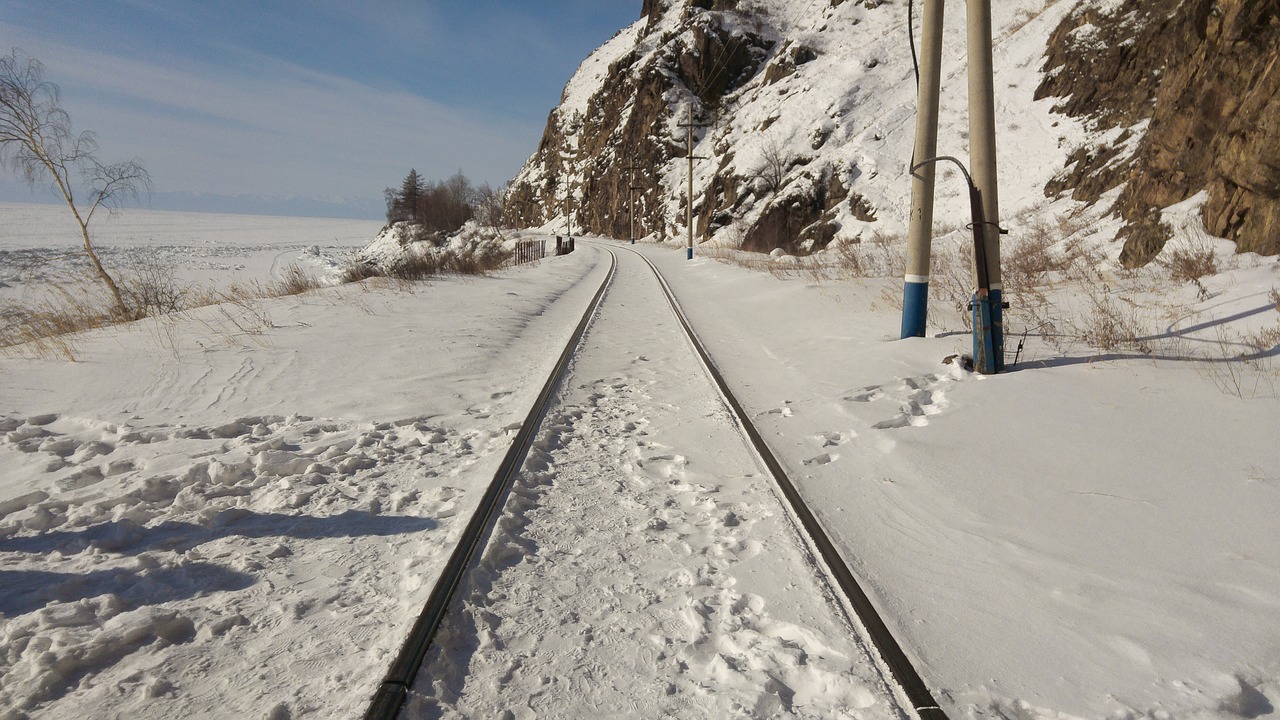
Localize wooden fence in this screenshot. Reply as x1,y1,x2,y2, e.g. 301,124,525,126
512,238,547,266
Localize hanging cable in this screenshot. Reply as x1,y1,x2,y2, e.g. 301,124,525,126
908,0,920,88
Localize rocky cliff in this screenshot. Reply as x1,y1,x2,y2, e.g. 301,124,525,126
511,0,1279,263
1037,0,1280,265
506,0,931,255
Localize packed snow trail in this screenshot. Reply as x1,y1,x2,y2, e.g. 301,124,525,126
404,244,906,719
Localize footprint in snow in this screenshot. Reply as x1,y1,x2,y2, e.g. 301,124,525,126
843,386,883,403
871,374,953,430
814,430,854,447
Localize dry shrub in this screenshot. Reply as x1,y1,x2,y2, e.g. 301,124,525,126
339,262,383,284
265,264,322,296
1073,286,1150,353
342,227,510,284
1197,326,1278,399
385,251,444,281
1159,244,1218,285
1240,322,1280,355
832,239,868,277
1004,218,1070,290
831,230,905,279
928,242,975,331
445,242,509,275
702,246,800,279
1270,286,1279,313
121,254,190,317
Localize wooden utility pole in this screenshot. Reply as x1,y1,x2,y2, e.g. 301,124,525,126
678,105,709,260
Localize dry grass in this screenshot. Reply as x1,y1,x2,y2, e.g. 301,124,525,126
0,275,118,360
1,260,327,361
831,230,906,280
268,264,324,296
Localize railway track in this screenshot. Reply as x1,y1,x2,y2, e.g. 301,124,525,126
365,242,947,720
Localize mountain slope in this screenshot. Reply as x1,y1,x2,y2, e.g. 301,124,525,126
509,0,1279,265
1037,0,1280,265
507,0,1083,255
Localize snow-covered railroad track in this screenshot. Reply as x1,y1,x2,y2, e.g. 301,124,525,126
369,243,943,719
363,247,619,719
621,244,948,720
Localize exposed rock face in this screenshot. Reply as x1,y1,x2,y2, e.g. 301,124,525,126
1038,0,1280,265
508,0,888,255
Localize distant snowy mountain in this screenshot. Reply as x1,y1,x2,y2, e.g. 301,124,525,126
141,192,387,222
0,180,384,221
507,0,1280,263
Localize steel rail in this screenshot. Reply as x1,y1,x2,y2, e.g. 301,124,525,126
619,243,949,720
363,248,618,720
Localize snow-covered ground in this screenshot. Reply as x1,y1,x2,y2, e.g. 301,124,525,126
2,200,1278,719
407,246,905,719
0,202,383,302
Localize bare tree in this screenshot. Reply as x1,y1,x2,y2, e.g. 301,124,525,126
473,181,508,232
0,48,151,318
760,137,790,195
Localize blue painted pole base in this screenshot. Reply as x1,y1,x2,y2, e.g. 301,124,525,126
901,281,929,339
687,247,693,260
991,287,1004,373
972,293,997,374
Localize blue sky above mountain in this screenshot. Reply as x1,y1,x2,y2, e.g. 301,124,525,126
0,0,639,218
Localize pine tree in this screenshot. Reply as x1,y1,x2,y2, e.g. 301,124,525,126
387,169,425,223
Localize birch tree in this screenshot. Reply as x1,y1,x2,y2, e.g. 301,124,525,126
0,49,150,318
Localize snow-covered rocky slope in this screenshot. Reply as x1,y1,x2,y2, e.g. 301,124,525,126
507,0,1087,253
507,0,1279,264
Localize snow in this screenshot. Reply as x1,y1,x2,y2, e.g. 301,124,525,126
2,0,1280,716
408,247,904,718
3,200,1278,718
515,0,1091,254
0,202,382,296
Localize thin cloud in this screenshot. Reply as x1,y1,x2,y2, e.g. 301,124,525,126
3,21,537,202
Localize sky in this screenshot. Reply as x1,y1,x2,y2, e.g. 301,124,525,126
0,0,640,219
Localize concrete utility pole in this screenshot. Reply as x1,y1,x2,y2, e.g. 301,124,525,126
632,186,644,244
967,0,1003,372
902,0,945,339
623,164,643,244
678,105,709,260
897,0,1004,373
563,192,572,239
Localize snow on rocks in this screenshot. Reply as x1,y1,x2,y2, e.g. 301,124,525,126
352,220,517,275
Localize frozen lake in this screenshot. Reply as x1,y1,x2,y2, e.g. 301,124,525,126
0,202,384,296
